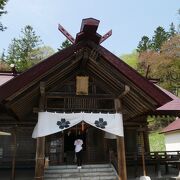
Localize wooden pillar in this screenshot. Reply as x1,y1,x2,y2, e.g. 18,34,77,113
11,129,16,180
114,98,127,180
35,137,45,180
35,82,46,180
140,131,147,176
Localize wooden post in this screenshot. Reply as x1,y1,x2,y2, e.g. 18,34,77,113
140,131,147,176
35,137,45,180
114,98,127,180
35,82,46,180
11,129,16,180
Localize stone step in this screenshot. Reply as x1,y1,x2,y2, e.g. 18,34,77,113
45,167,114,173
44,175,118,180
44,164,118,180
44,176,118,180
46,164,111,170
45,171,116,178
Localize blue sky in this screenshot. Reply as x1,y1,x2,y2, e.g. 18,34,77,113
0,0,179,56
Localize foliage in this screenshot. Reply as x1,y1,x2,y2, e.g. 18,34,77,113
28,45,55,64
58,39,72,51
169,22,176,37
0,0,8,31
137,24,177,53
138,35,180,94
0,49,9,70
178,9,180,33
149,131,165,151
137,36,151,53
136,17,180,129
6,25,43,71
0,60,9,71
120,50,138,69
151,26,169,52
148,116,175,130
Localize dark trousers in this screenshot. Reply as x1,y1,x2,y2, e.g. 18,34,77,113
76,150,82,166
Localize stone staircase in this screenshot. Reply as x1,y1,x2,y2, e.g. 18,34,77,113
44,164,118,180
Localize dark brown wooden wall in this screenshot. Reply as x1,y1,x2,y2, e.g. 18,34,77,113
0,129,36,167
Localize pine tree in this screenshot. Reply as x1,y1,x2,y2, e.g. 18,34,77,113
0,0,8,31
6,25,42,71
151,26,169,52
137,36,151,53
0,49,5,61
168,22,176,37
58,39,72,51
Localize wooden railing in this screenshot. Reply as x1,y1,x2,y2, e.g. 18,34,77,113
126,151,180,164
109,150,180,177
109,150,118,172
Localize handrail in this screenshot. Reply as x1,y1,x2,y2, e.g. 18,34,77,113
126,151,180,163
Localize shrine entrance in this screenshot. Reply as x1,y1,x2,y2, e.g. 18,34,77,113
46,123,109,165
63,124,87,164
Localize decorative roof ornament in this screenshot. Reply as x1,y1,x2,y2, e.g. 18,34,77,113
58,18,112,45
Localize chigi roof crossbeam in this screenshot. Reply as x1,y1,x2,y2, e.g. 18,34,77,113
58,18,112,45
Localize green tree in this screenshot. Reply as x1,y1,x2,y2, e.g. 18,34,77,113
120,50,138,69
0,49,5,61
137,35,180,95
151,26,169,52
137,36,151,53
58,39,72,51
6,25,42,71
168,22,176,37
0,0,8,31
29,45,55,65
0,49,9,70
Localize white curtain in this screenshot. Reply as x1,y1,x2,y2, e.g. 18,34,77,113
32,112,124,138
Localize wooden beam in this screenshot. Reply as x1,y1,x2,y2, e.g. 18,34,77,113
46,93,114,99
89,49,99,61
100,29,112,44
118,85,130,99
58,24,75,43
114,98,127,180
81,48,89,69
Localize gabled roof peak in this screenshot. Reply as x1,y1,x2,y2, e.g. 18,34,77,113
59,18,112,45
75,18,101,44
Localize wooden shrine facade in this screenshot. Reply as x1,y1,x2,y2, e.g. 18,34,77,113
0,18,174,180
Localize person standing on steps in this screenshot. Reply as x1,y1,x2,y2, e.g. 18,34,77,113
74,135,83,169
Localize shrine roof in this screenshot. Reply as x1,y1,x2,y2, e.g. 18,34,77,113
0,72,15,86
156,86,180,116
161,117,180,133
0,18,173,121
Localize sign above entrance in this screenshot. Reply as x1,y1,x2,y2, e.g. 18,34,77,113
32,112,124,138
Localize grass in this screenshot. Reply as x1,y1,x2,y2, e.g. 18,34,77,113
149,131,165,151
